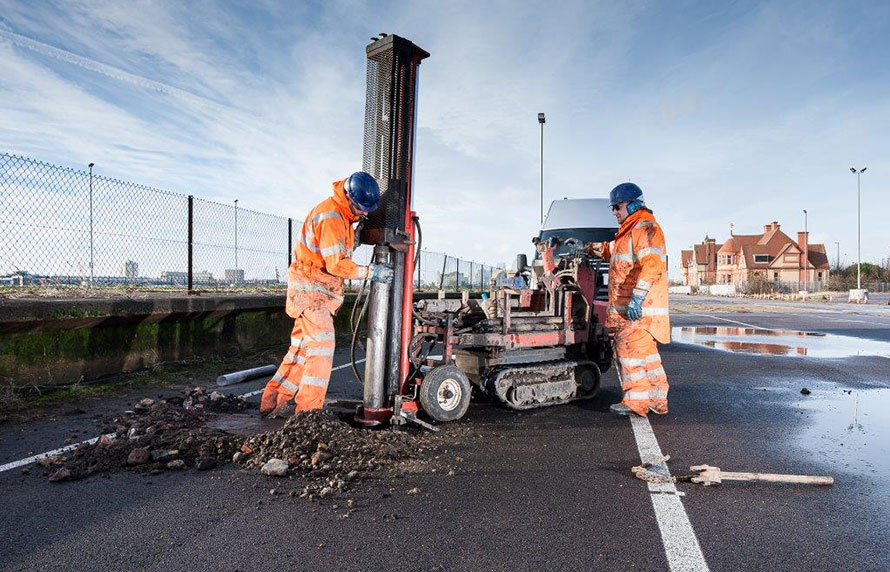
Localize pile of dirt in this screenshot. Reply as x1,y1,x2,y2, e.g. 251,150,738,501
238,410,436,499
39,387,442,495
41,391,241,482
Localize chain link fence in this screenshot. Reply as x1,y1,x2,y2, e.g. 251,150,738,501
1,153,502,293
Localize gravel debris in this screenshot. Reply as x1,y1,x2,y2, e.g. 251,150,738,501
175,387,250,414
261,458,289,476
40,389,454,494
49,468,71,482
238,410,437,499
42,392,238,481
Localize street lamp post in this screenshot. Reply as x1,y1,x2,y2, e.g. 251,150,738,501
538,112,545,225
834,241,840,272
850,167,867,289
88,162,95,286
803,209,808,292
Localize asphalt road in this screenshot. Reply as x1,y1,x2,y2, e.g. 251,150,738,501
2,302,890,571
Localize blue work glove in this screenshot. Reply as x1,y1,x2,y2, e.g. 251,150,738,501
627,292,645,321
369,263,394,284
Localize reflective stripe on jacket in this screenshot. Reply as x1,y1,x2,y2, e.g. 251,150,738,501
286,179,369,318
601,209,670,343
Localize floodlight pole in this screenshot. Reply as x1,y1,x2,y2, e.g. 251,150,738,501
538,112,545,225
850,167,866,289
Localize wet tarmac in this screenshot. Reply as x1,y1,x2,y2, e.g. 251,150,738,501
672,326,890,358
796,388,890,479
4,315,890,571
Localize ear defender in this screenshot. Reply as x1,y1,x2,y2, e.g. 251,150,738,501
626,200,644,215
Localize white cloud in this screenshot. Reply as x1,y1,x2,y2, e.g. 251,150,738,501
1,0,888,280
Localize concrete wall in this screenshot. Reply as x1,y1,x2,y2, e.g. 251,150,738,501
705,284,737,296
0,294,293,389
0,291,472,389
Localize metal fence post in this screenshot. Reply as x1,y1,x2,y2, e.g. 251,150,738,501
187,195,194,293
287,218,293,267
439,254,448,290
88,162,95,286
233,199,239,285
456,258,460,291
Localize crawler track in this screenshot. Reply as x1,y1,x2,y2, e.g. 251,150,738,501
483,359,600,410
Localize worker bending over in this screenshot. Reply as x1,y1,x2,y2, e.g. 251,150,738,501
261,172,393,417
590,183,670,416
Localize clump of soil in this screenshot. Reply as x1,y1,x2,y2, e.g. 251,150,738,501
42,390,243,481
238,410,436,499
168,386,250,414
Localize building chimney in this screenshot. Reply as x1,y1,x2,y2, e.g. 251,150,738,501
797,231,809,283
706,238,717,272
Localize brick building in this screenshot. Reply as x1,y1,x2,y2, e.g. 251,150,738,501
681,221,830,289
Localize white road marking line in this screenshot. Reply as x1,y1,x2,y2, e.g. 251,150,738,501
0,433,115,473
238,359,365,398
630,415,710,572
0,359,367,474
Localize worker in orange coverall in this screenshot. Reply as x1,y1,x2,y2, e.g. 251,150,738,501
260,172,393,417
588,183,670,416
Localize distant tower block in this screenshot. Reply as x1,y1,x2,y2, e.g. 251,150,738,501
123,260,138,278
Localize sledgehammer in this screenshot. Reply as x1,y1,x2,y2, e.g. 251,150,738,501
679,465,834,487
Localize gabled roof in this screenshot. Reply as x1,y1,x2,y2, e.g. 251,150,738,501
768,242,802,268
808,245,830,270
741,244,773,268
760,229,796,255
693,243,718,265
717,237,737,254
722,234,760,253
681,250,693,267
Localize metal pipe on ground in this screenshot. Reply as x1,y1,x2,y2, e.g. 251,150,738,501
216,364,277,387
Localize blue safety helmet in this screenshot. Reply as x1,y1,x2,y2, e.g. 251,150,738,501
344,171,380,213
609,182,645,214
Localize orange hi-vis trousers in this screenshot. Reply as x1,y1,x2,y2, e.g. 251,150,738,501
260,307,336,414
615,327,669,416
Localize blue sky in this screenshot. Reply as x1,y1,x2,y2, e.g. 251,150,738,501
1,0,888,276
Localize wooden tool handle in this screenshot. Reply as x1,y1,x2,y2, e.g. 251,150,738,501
721,471,834,485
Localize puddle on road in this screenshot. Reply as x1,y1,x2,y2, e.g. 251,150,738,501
672,326,890,358
797,389,890,479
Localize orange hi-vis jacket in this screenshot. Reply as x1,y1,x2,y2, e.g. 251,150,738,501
286,179,370,318
600,209,670,343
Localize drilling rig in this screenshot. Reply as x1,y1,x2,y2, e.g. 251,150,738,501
353,34,429,427
353,34,613,427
